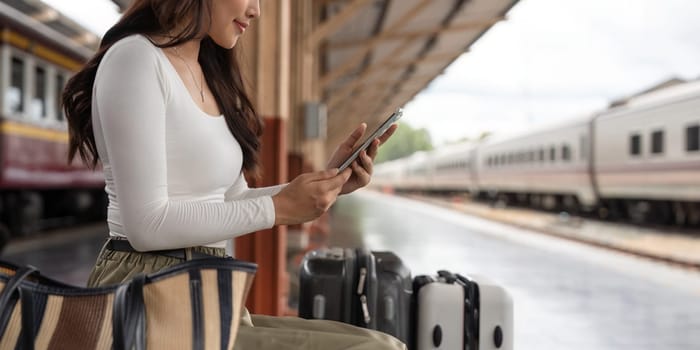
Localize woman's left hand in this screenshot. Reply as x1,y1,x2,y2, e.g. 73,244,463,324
327,123,398,195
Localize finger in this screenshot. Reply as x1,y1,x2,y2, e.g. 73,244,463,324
307,168,339,182
377,124,398,145
316,167,348,188
329,168,353,190
342,123,367,150
360,150,374,175
352,160,371,184
340,167,353,182
367,139,380,159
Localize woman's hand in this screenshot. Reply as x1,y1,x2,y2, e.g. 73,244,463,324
327,123,398,195
271,168,352,225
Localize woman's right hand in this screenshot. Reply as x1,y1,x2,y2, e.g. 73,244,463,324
272,168,352,225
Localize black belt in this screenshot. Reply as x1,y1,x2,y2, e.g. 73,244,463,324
106,238,221,260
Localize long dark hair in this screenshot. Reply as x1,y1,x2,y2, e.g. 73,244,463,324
63,0,263,176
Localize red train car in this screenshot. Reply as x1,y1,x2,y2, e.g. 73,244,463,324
0,1,105,237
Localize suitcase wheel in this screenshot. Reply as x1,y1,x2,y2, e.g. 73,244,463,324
432,325,442,347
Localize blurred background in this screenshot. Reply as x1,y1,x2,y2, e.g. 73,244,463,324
0,0,698,349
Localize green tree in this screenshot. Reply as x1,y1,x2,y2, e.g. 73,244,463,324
375,122,433,163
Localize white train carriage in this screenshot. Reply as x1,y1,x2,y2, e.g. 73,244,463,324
372,78,700,225
423,142,476,192
475,116,596,210
593,80,700,223
402,151,431,189
372,157,410,191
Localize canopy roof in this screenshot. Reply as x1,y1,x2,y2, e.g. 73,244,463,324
109,0,520,142
316,0,519,140
0,0,98,59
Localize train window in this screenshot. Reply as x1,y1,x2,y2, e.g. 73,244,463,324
500,154,506,165
528,151,535,162
687,125,699,152
8,56,25,113
549,147,556,162
562,145,571,161
539,149,545,162
31,66,47,119
55,73,65,122
629,134,641,156
651,130,664,154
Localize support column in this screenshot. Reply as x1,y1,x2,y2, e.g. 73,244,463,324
234,0,290,316
291,0,326,170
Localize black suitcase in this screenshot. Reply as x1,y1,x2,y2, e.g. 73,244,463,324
299,247,412,344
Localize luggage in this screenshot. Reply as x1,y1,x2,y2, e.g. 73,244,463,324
298,247,412,344
412,270,513,350
0,258,256,350
374,251,413,343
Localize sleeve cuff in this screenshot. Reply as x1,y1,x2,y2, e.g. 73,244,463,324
260,195,276,228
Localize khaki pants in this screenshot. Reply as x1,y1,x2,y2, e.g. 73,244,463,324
87,241,406,350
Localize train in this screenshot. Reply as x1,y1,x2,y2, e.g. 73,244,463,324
372,78,700,226
0,1,104,239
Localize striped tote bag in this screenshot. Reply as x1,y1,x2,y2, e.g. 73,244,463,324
0,258,256,350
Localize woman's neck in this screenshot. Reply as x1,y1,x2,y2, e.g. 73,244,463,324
173,39,201,63
150,34,201,63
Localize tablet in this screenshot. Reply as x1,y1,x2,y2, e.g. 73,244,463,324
337,108,403,172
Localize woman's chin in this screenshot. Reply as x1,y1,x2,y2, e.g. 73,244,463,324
210,35,239,49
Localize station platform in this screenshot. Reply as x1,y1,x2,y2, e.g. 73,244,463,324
2,190,700,349
403,193,700,268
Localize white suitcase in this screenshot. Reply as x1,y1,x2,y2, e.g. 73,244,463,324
412,271,513,350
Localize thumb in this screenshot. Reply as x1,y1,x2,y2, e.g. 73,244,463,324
329,168,352,188
308,168,339,182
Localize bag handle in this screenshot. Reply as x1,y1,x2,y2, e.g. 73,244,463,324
113,274,146,350
0,266,37,314
0,265,38,346
20,286,36,350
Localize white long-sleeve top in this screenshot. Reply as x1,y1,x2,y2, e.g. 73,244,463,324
91,34,283,251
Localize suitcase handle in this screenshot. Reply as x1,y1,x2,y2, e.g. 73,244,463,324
436,270,480,350
437,270,457,283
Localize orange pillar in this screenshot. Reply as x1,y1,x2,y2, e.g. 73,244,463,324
236,119,288,316
234,0,291,316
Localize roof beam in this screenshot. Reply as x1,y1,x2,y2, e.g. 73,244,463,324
305,0,374,50
330,73,436,91
328,76,433,138
365,50,467,76
319,0,432,88
327,48,466,111
31,8,59,22
71,32,99,46
327,17,505,49
325,34,431,109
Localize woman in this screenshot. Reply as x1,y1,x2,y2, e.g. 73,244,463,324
62,0,401,348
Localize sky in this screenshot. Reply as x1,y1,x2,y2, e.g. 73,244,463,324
42,0,700,145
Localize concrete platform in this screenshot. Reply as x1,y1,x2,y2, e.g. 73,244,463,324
330,190,700,350
402,193,700,268
2,191,699,349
